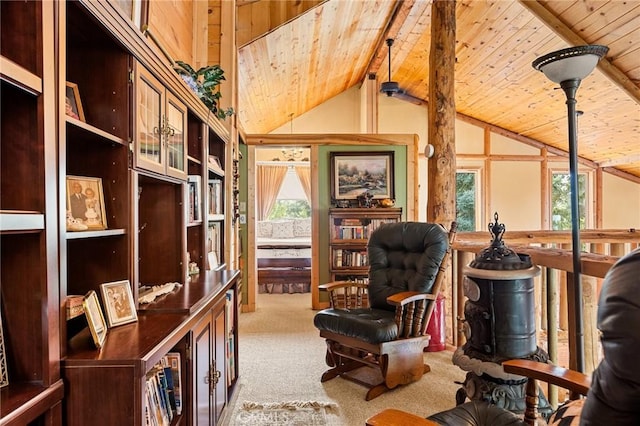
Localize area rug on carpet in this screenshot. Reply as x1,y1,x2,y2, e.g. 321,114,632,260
231,401,339,426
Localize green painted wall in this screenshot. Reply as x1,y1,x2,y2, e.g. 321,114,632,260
317,145,407,286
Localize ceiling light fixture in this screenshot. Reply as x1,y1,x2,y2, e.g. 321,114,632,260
281,148,305,161
380,39,400,96
532,44,608,373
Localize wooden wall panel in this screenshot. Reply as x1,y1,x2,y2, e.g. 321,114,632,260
148,0,194,64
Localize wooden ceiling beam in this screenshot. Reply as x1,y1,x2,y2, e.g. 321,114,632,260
364,0,416,79
519,0,640,105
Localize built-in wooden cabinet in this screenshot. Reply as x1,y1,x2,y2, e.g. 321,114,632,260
135,63,188,180
0,1,64,424
2,1,238,424
329,208,402,283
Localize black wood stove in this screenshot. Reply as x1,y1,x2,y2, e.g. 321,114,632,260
453,213,552,416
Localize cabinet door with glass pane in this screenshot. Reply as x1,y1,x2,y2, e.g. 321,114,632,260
135,63,187,180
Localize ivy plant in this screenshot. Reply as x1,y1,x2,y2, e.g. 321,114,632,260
174,60,234,120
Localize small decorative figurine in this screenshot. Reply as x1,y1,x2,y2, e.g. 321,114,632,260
357,191,374,208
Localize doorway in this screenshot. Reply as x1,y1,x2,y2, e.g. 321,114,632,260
253,147,312,305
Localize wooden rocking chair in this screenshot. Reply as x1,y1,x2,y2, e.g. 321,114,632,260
313,221,457,400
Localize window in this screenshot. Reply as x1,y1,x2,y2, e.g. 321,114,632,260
267,167,310,220
551,171,588,230
456,170,480,232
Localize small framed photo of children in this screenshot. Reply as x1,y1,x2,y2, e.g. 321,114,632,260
66,176,107,231
83,290,107,349
100,280,138,328
65,82,85,122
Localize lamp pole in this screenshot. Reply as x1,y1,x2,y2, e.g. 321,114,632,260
532,44,608,373
561,78,584,373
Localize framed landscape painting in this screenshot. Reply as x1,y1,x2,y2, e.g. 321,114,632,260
331,151,394,200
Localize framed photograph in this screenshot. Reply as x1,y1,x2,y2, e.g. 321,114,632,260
66,175,107,231
331,151,394,200
100,280,138,328
83,291,107,349
65,82,86,122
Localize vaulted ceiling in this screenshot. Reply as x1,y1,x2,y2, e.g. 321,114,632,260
235,0,640,181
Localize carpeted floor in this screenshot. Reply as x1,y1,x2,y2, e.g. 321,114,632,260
221,293,466,425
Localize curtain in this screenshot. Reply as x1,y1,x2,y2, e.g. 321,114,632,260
257,165,288,220
295,165,311,203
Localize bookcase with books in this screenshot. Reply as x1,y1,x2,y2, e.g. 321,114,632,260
21,2,242,426
328,208,402,283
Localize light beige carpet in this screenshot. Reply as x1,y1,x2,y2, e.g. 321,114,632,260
222,293,466,425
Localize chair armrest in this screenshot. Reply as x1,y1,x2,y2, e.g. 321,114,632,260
387,291,437,306
318,281,368,292
502,359,591,396
366,408,439,426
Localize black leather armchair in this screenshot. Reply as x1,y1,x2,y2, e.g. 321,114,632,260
314,222,456,400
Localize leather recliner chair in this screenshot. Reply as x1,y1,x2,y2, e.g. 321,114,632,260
314,222,456,400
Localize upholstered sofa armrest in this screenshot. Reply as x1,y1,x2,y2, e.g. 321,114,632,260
366,408,439,426
502,359,591,397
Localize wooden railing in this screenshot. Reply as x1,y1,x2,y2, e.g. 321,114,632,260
450,228,639,403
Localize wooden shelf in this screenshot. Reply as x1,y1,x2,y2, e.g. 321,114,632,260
65,228,126,239
0,212,44,232
0,57,42,96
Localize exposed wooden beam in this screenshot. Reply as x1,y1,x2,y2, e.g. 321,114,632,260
519,0,640,105
364,0,416,78
599,153,640,168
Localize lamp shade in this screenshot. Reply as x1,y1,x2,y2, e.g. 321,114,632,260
532,45,608,83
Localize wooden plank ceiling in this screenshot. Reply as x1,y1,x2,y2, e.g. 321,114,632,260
235,0,640,180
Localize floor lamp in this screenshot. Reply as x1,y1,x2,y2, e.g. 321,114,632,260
532,45,608,373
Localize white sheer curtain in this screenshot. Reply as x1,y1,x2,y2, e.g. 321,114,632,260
257,165,288,220
294,165,311,203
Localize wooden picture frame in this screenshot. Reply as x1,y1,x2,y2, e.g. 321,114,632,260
331,151,394,200
65,82,86,122
100,280,138,328
66,175,107,231
83,291,107,349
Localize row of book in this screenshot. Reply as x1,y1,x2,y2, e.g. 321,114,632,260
187,176,201,223
187,176,224,223
225,290,236,386
208,179,223,216
332,219,396,240
207,222,222,270
145,352,182,426
333,249,368,267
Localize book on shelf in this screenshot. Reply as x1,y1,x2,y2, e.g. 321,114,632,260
207,222,222,270
165,352,183,416
187,175,202,222
145,352,183,425
225,290,236,385
208,179,223,217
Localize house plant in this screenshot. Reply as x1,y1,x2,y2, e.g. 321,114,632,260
173,60,234,120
